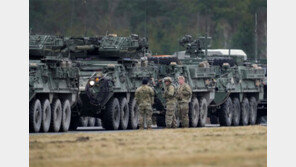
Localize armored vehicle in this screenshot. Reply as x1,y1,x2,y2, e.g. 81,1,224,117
68,34,150,130
147,36,216,127
177,35,265,126
29,35,79,133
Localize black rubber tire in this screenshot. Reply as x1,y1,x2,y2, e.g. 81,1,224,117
29,99,42,133
198,98,208,127
189,97,199,127
61,100,71,132
102,98,120,130
156,115,166,127
95,118,102,126
232,97,241,126
249,97,258,125
219,97,234,126
119,97,129,130
41,99,51,132
88,117,96,127
128,97,139,129
240,98,250,126
79,117,88,127
50,99,62,132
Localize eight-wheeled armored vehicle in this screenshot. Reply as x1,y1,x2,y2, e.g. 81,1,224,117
29,35,79,133
69,34,151,130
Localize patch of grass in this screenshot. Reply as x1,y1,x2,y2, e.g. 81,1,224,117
30,126,267,167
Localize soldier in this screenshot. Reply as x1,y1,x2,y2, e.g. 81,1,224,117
176,76,192,128
135,78,155,129
163,77,177,128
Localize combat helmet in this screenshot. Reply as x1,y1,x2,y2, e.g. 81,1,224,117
163,77,173,83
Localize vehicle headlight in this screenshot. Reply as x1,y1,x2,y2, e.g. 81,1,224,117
89,80,95,86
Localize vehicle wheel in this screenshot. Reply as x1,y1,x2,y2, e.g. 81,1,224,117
102,98,120,130
219,97,234,126
79,117,88,127
29,99,42,132
61,100,71,132
41,99,51,132
50,99,62,132
128,97,139,129
156,115,166,127
119,97,129,130
249,97,258,125
88,117,96,127
189,97,199,127
240,97,250,126
198,98,208,127
232,97,241,126
95,118,102,126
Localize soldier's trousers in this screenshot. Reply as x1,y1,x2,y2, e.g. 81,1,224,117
165,102,177,128
138,104,153,129
178,102,189,128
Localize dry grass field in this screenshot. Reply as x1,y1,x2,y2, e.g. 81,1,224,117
30,126,267,167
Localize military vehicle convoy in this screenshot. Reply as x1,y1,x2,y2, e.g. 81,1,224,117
29,35,80,133
29,33,266,132
85,34,266,129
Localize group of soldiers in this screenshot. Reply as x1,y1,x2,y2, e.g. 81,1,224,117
135,76,192,129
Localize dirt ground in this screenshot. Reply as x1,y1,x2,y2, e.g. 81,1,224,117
30,126,267,167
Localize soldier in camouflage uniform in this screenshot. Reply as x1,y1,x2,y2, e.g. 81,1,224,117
163,77,177,128
176,76,192,128
135,78,155,129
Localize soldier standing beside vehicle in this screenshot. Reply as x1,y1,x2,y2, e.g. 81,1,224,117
163,77,177,128
135,78,155,129
177,76,192,128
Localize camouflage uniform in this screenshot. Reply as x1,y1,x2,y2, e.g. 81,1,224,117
163,77,177,128
135,85,155,129
177,83,192,128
